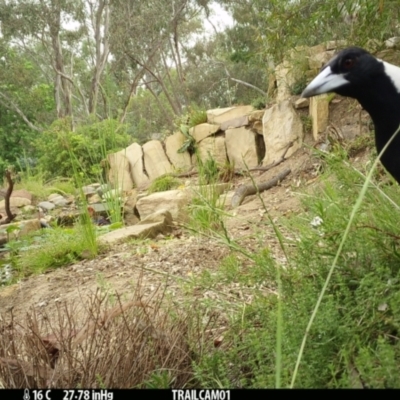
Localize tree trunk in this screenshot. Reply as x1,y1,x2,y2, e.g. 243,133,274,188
49,1,72,118
88,0,110,115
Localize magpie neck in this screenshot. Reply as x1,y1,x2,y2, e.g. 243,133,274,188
363,103,400,183
358,97,400,152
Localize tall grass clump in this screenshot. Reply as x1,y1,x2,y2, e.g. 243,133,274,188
187,154,229,235
10,226,96,278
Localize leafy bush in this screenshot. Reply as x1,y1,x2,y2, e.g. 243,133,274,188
251,97,267,110
147,174,181,193
35,118,130,181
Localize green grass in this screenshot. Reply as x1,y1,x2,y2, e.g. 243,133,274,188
147,174,181,193
188,137,400,388
9,226,99,278
15,171,76,201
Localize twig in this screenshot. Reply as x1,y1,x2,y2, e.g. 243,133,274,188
357,224,400,240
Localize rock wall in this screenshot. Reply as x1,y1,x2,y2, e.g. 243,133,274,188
107,99,305,190
108,39,398,191
109,100,301,189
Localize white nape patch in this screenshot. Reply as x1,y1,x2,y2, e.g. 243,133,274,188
382,60,400,93
302,66,349,98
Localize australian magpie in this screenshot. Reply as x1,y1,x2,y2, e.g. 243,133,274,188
302,47,400,184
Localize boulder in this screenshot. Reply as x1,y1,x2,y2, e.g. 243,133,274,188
48,193,68,207
138,209,173,226
197,136,227,166
294,98,309,109
308,50,335,70
251,120,263,135
0,197,31,209
275,48,309,103
189,123,220,143
107,150,134,191
309,94,330,140
262,100,304,165
88,194,102,204
136,189,190,223
48,193,63,202
325,40,346,50
142,140,173,181
165,132,192,170
11,189,32,201
207,106,254,125
220,115,249,131
37,201,55,211
225,127,259,169
248,110,265,122
98,219,172,245
124,143,150,188
308,44,326,56
275,62,294,103
123,189,138,226
52,198,69,208
0,218,41,244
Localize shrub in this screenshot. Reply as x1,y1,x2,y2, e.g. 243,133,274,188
35,118,130,181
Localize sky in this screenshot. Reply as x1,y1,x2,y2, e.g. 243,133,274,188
205,2,234,33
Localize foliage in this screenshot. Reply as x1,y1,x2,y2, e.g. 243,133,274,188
290,76,308,96
198,156,219,184
147,174,181,194
177,124,196,155
9,226,98,278
187,153,228,234
127,88,176,144
222,0,399,64
0,44,55,176
251,97,267,110
35,118,130,181
191,149,400,388
174,106,207,154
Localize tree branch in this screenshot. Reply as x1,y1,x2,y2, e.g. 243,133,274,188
54,69,89,115
0,92,42,132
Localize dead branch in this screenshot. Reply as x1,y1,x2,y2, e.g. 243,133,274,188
172,170,198,178
223,65,267,97
0,92,42,132
231,168,291,208
2,170,16,224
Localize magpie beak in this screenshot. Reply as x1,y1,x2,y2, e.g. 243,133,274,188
302,66,349,98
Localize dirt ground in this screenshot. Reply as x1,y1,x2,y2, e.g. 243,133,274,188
0,96,372,321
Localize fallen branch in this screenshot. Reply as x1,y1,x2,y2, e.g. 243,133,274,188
231,168,291,208
172,170,198,178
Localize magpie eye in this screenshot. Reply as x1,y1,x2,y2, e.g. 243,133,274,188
343,58,355,69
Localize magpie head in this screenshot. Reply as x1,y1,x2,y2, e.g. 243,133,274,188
302,47,385,99
302,46,400,184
